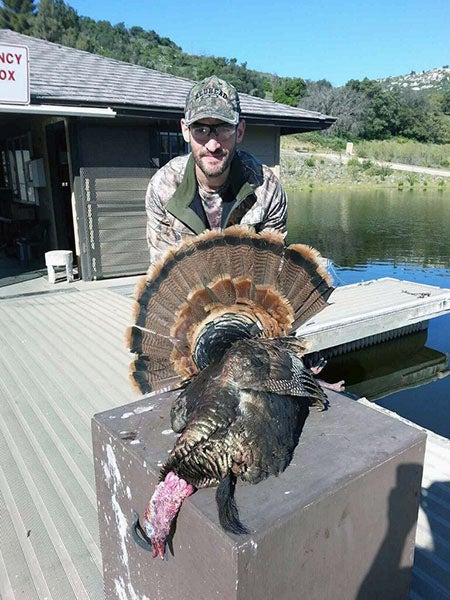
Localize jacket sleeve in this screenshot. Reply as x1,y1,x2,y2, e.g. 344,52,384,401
145,174,183,265
260,174,288,236
242,165,287,237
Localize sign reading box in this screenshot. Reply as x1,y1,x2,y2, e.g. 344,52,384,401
0,44,30,104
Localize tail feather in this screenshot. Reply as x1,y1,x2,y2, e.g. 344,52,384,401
233,236,255,281
278,244,332,305
291,284,335,329
251,235,284,286
224,229,248,278
208,276,237,306
216,473,250,535
193,232,243,284
233,276,256,303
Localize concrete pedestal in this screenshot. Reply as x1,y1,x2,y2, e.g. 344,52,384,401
92,391,426,600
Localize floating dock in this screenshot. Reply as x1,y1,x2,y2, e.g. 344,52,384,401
297,277,450,353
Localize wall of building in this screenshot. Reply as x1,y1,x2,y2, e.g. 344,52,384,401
239,125,281,176
75,122,158,168
74,120,280,172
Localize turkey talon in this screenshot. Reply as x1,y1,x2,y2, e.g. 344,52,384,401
310,357,327,375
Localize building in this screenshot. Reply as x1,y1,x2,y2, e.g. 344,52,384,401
0,29,334,280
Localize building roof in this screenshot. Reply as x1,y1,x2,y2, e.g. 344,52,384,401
0,29,335,132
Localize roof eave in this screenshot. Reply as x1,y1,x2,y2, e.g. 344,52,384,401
0,102,116,118
242,115,336,134
113,104,337,132
21,97,336,132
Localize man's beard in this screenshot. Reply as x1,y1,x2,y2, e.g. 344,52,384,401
193,146,235,179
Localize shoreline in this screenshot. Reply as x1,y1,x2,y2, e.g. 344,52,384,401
280,150,450,190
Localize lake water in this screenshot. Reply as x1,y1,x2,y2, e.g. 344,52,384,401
286,188,450,438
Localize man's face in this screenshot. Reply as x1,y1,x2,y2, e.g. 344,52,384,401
181,117,246,181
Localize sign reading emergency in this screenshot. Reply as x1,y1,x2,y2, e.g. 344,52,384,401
0,44,30,104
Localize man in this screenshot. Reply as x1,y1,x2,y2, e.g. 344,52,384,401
145,75,288,265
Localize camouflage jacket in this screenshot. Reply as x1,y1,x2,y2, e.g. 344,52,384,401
145,150,287,265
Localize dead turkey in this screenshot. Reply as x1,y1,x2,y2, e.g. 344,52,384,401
126,226,335,558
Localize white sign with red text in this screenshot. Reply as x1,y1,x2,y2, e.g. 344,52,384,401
0,44,30,104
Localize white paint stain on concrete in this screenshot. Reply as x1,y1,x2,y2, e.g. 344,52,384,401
106,445,126,567
121,412,134,419
161,429,174,435
102,461,111,484
134,404,155,414
120,404,155,419
112,494,128,567
105,443,148,599
114,576,151,600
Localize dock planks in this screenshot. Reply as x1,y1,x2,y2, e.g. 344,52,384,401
0,276,449,599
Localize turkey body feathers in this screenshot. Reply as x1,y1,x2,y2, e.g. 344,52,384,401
160,337,322,532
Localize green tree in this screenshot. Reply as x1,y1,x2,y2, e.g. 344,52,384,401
439,91,450,115
192,55,265,96
0,0,36,33
272,77,307,106
346,78,401,139
32,0,79,44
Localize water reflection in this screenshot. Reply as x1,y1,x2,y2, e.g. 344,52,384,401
287,189,450,271
286,188,450,438
320,329,449,402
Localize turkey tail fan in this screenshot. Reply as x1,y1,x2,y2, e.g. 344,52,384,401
127,226,334,394
216,473,250,535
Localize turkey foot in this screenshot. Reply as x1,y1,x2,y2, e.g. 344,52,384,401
318,379,345,392
309,358,345,392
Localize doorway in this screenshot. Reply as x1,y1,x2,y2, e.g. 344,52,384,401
46,122,76,255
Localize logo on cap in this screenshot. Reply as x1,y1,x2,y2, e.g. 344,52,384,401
185,75,241,126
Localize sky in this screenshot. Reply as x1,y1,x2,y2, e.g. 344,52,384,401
65,0,450,87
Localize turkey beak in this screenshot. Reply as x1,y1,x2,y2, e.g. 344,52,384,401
152,539,166,560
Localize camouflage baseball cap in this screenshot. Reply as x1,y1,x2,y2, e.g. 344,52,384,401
184,75,241,126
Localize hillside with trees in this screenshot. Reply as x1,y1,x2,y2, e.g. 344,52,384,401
1,0,450,143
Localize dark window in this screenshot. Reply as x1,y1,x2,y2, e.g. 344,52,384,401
0,149,9,188
158,131,187,166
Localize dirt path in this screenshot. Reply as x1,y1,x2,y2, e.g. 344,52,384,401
308,151,450,178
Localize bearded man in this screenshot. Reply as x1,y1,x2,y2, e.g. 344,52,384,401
145,75,288,264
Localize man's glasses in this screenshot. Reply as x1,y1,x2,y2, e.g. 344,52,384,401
189,123,237,143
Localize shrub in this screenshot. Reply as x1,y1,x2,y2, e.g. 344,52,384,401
355,139,450,169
